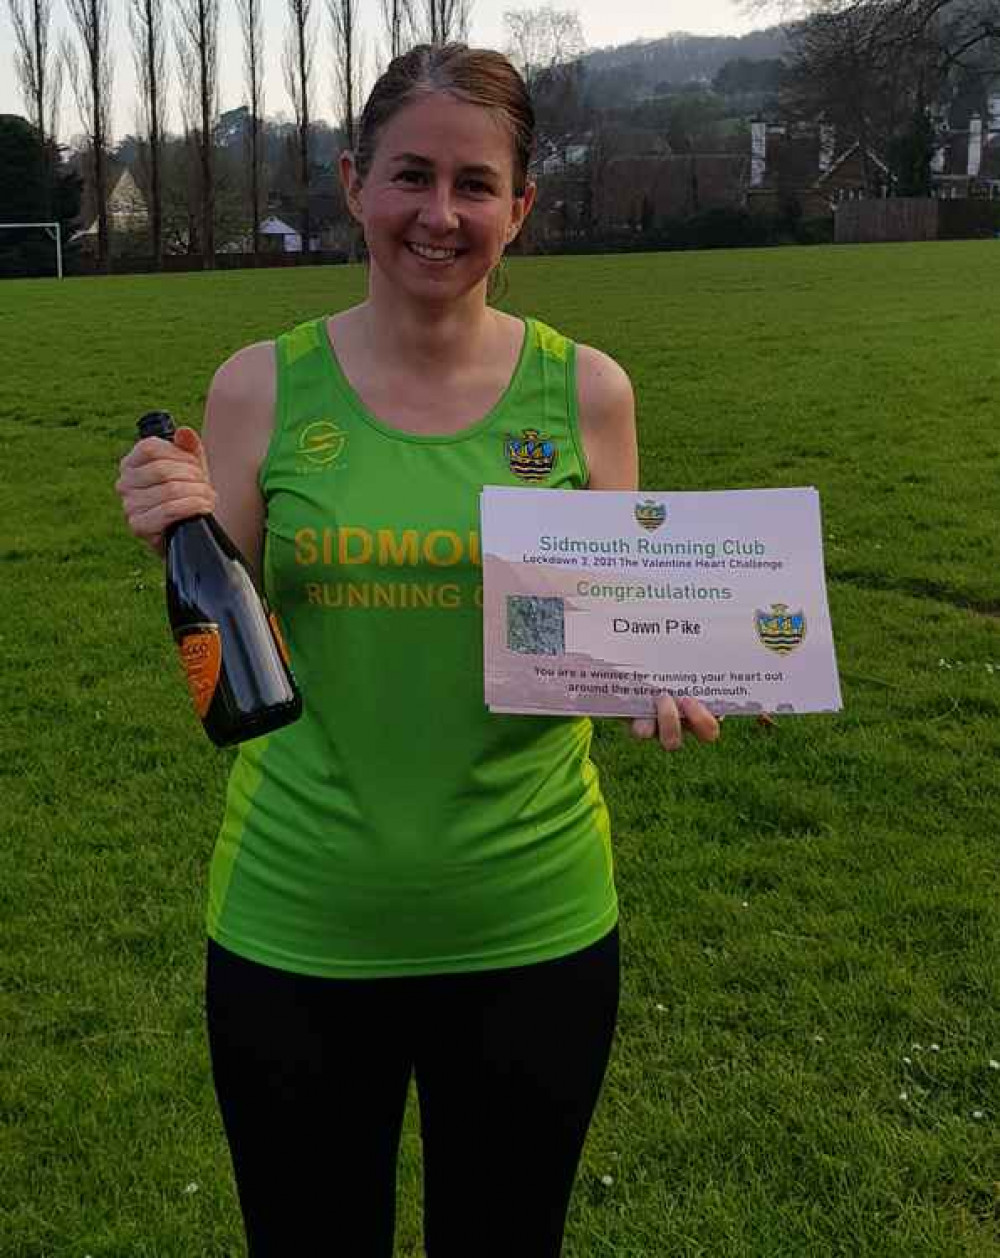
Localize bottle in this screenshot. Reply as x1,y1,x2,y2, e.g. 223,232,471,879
137,410,303,747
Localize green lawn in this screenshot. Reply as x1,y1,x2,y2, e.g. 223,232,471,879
2,242,999,1256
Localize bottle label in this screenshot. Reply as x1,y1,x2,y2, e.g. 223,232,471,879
269,612,291,667
175,624,222,718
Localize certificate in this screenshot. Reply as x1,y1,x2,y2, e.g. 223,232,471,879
481,486,842,718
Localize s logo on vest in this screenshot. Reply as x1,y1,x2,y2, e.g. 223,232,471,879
298,420,348,471
505,429,558,481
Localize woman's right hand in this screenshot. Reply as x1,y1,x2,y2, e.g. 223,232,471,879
115,425,217,556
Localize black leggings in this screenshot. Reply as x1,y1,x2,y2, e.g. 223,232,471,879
205,927,620,1258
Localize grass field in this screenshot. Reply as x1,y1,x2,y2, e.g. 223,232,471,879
2,242,1000,1257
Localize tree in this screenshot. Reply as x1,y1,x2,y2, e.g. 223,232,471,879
782,0,1000,194
421,0,470,44
283,0,316,255
504,8,586,148
712,57,785,101
129,0,167,266
503,5,583,92
0,114,82,275
379,0,412,64
235,0,264,256
63,0,113,269
8,0,62,146
175,0,219,265
329,0,362,151
889,98,936,193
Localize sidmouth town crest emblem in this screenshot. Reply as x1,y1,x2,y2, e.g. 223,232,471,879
634,499,667,531
755,603,807,654
505,429,558,481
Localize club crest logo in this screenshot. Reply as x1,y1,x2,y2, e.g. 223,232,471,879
298,419,347,468
634,499,667,531
755,602,807,654
505,429,558,481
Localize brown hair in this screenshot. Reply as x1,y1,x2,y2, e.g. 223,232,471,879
354,44,535,196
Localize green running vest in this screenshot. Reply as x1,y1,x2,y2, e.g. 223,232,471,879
206,315,618,976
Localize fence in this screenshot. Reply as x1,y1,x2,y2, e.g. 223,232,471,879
835,197,1000,244
70,249,351,277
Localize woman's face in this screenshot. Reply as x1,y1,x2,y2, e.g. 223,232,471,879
342,91,535,305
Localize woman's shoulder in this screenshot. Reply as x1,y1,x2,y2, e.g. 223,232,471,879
203,340,276,456
210,340,276,407
573,342,637,492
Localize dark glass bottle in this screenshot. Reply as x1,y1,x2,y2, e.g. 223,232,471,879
138,410,302,747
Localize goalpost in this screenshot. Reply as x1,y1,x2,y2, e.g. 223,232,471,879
0,222,63,279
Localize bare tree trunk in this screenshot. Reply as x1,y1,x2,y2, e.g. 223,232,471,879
198,1,214,264
9,0,63,216
9,0,61,142
236,0,264,259
176,0,219,268
283,0,315,257
329,0,361,151
64,0,113,270
379,0,411,62
130,0,166,267
421,0,471,44
251,114,262,259
150,43,162,266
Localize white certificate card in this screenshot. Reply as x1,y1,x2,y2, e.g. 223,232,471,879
481,486,842,718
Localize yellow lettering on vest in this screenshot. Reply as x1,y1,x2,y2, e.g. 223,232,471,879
473,584,484,609
347,583,370,607
322,583,345,607
423,530,463,567
439,584,461,609
322,529,333,565
295,529,319,566
305,583,322,604
373,583,397,608
411,584,435,609
468,531,482,567
339,527,372,565
377,529,420,566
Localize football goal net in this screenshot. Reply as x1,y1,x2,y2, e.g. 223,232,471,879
0,222,63,278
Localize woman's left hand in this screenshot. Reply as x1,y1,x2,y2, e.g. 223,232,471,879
630,694,721,752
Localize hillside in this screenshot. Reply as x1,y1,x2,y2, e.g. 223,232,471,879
581,27,790,104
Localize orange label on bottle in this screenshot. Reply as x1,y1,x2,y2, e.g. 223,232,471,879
176,625,222,719
269,612,291,666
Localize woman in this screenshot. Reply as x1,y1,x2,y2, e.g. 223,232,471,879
117,43,720,1258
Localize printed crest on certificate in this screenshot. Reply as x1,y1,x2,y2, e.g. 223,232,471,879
481,486,843,718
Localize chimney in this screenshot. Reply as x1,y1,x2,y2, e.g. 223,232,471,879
751,121,766,187
968,114,982,178
818,125,835,176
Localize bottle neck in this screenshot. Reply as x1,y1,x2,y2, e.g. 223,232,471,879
164,511,212,546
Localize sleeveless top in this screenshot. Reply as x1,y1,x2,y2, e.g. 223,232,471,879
205,315,618,977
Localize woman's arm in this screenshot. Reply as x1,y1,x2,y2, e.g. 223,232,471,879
200,341,276,580
575,342,720,750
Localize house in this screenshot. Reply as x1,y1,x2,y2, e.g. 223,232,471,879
930,95,1000,199
259,214,323,253
748,91,1000,216
599,153,750,228
74,167,149,241
747,121,893,216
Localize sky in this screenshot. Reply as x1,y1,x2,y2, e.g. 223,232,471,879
0,0,775,144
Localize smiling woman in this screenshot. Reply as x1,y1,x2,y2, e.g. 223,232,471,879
340,90,534,306
114,39,720,1258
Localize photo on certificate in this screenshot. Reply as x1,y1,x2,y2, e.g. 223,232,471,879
481,486,843,718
